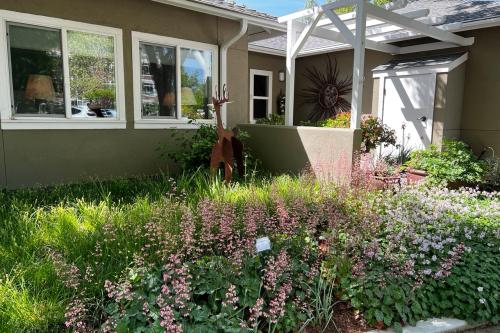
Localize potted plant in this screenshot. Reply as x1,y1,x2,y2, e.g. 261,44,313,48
84,88,116,117
405,140,487,187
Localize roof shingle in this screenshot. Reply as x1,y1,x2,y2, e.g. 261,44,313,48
187,0,277,21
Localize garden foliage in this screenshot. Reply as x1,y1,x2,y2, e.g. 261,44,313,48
406,140,487,185
0,172,498,333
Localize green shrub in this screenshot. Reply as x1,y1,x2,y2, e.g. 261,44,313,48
255,113,285,126
165,123,260,176
406,140,487,185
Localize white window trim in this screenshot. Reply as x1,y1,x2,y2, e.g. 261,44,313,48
0,10,126,130
131,31,218,129
249,69,273,123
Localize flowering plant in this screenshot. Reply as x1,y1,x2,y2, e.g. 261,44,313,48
345,187,500,331
97,196,325,332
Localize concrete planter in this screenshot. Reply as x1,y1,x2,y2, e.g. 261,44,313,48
238,124,362,182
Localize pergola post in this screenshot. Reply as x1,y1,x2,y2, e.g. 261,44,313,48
350,0,367,129
285,20,297,126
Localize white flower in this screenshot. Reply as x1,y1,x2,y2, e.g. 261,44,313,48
479,298,486,304
477,287,484,292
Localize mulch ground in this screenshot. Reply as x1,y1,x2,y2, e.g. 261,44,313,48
306,303,370,333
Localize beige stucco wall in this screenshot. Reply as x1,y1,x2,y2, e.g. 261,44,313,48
432,63,466,147
239,124,361,181
0,133,5,187
0,0,249,188
294,49,393,124
248,51,286,117
459,27,500,154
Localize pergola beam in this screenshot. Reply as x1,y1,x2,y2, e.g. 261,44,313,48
285,19,297,126
292,11,322,58
322,7,355,44
365,2,474,46
293,20,401,54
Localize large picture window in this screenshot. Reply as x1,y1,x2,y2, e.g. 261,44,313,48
132,32,218,128
0,11,125,129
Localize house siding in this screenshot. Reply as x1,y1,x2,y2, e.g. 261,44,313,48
0,0,249,188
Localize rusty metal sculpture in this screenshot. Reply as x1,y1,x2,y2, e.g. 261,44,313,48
301,56,352,121
210,85,245,182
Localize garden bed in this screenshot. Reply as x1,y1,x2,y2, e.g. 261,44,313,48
0,172,498,332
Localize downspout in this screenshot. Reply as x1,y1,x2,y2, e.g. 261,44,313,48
220,19,248,126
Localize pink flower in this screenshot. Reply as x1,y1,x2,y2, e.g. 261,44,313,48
263,249,290,291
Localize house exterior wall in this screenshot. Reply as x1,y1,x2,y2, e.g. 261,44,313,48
248,51,286,117
0,132,5,187
459,27,500,154
0,0,248,188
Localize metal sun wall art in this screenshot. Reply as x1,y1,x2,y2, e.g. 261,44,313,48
301,56,353,121
209,85,245,182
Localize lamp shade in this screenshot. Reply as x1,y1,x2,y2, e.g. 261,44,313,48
181,87,197,106
25,74,56,101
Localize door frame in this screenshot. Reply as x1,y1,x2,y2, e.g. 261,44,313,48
249,69,273,123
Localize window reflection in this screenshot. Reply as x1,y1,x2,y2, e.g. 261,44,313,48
68,31,116,118
8,23,65,116
180,48,213,120
140,43,177,118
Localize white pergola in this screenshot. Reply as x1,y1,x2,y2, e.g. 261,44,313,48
278,0,475,129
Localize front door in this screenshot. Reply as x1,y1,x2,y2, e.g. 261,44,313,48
380,73,436,156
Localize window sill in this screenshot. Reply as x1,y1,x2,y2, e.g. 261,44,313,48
0,118,127,130
134,119,215,129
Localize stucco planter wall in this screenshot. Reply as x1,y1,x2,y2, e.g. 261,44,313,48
239,124,362,182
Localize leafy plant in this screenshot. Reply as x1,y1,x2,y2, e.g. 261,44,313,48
346,186,500,332
480,147,500,190
360,115,396,153
256,113,285,126
406,140,487,185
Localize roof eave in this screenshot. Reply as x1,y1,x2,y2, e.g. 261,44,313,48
152,0,286,32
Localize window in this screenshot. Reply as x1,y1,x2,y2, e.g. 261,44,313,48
0,10,125,129
250,69,273,123
132,32,218,129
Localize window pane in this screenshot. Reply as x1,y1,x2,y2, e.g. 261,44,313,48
68,31,116,118
181,48,213,120
253,99,268,119
140,43,176,118
254,75,268,97
8,24,65,116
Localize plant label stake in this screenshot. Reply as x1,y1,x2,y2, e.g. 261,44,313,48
210,85,245,182
255,237,271,253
